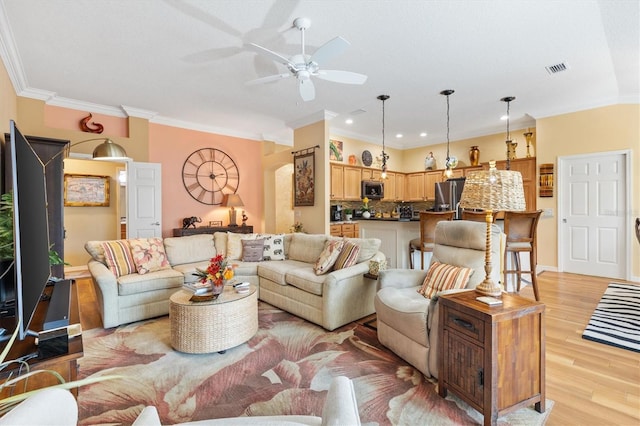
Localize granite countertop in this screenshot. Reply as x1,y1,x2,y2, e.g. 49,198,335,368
331,217,419,223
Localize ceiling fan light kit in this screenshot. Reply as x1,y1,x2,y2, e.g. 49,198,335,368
246,17,368,101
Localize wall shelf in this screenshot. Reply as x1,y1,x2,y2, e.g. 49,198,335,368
539,163,554,197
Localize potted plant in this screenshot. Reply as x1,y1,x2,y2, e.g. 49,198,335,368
344,209,353,221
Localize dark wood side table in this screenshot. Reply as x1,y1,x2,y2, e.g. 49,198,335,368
0,280,83,398
173,225,254,237
438,290,545,426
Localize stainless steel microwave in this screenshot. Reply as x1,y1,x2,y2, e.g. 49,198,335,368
361,180,384,199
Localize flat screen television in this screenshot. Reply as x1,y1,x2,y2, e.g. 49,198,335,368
8,120,53,340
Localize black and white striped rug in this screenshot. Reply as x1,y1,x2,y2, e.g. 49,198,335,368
582,283,640,352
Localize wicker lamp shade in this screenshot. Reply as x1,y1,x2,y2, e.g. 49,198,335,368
459,161,525,297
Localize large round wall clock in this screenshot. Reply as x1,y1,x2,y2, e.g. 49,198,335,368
182,148,240,205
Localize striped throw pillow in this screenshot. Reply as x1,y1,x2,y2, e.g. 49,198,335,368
417,262,473,299
101,240,136,277
333,241,361,270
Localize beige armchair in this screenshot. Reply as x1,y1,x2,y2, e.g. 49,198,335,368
374,220,502,378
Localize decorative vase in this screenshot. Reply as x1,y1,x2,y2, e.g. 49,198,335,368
211,279,224,296
469,146,480,166
362,211,371,219
424,152,436,170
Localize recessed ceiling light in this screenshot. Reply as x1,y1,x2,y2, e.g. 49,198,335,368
396,133,403,138
345,118,353,124
420,132,427,137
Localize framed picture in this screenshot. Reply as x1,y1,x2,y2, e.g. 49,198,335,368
329,139,343,161
64,174,110,207
209,220,223,227
294,151,315,206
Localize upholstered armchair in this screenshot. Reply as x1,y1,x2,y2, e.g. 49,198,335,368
374,220,502,378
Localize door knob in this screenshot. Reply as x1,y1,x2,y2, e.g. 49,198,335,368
152,222,160,226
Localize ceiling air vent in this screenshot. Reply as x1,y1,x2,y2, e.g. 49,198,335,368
545,62,569,75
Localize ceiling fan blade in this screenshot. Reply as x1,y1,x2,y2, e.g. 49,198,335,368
299,78,315,101
316,70,368,85
310,36,350,65
246,43,295,68
246,73,291,86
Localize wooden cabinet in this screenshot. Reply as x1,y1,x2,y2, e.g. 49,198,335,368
438,291,545,426
495,158,536,211
173,225,253,237
329,223,359,238
343,166,361,200
383,172,395,200
424,171,442,201
395,173,405,201
361,168,373,180
406,172,425,201
330,164,344,200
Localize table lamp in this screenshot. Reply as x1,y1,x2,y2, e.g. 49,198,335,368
223,194,244,227
459,161,525,297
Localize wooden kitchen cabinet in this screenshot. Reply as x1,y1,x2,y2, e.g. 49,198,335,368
343,166,362,200
424,171,442,201
496,158,536,211
329,223,359,238
395,173,405,201
330,164,344,200
406,172,425,201
438,290,545,426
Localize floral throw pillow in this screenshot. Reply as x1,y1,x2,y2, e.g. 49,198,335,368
314,239,345,275
128,238,170,275
417,262,473,299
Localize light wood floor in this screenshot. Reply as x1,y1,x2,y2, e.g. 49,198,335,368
74,271,640,425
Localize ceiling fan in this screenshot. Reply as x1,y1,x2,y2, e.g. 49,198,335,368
246,17,368,101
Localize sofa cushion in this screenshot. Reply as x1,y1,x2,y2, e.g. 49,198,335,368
85,240,108,264
101,240,137,277
242,238,265,262
117,268,184,296
286,267,325,296
333,240,361,270
418,262,473,299
314,239,345,275
171,260,210,284
163,234,216,266
257,233,285,260
375,286,430,347
226,232,257,260
332,237,381,263
288,233,327,263
258,260,310,285
128,238,171,275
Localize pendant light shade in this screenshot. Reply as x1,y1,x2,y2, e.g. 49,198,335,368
377,94,390,179
501,96,516,170
440,89,455,179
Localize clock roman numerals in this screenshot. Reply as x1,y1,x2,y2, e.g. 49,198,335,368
182,148,241,205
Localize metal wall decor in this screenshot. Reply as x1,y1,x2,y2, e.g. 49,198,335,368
292,145,318,206
182,148,239,205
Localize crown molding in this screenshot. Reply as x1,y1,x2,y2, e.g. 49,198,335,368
150,115,264,142
286,110,338,130
121,105,157,120
46,96,128,117
0,1,27,94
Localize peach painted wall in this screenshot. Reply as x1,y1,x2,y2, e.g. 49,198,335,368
0,60,17,135
148,123,264,237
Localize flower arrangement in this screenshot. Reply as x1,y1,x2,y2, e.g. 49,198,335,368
291,222,305,233
361,197,370,212
193,254,233,285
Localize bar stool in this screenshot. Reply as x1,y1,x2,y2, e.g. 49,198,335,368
503,210,543,300
409,211,455,269
461,209,498,222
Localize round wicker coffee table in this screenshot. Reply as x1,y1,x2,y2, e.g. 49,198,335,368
169,284,258,354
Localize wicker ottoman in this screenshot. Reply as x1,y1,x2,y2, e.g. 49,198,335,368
169,285,258,354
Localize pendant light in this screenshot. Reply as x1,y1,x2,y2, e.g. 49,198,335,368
441,89,455,179
377,94,390,179
501,96,515,170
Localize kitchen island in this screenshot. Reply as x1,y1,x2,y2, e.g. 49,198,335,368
357,218,423,269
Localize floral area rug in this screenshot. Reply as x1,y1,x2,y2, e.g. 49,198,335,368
77,302,552,425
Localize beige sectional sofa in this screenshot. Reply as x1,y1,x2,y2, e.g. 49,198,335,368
86,232,384,330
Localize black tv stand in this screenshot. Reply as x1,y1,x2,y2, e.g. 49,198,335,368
43,279,71,331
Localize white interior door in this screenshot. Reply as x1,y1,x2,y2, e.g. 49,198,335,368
126,162,162,238
558,151,628,279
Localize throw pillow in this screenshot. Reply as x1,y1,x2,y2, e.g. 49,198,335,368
226,232,257,260
417,262,473,299
314,239,345,275
101,240,136,277
257,233,285,260
333,241,361,270
242,238,265,262
128,238,171,275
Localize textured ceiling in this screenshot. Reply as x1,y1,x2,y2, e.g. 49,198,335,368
0,0,637,149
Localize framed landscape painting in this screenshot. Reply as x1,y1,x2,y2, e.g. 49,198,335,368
294,151,315,206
